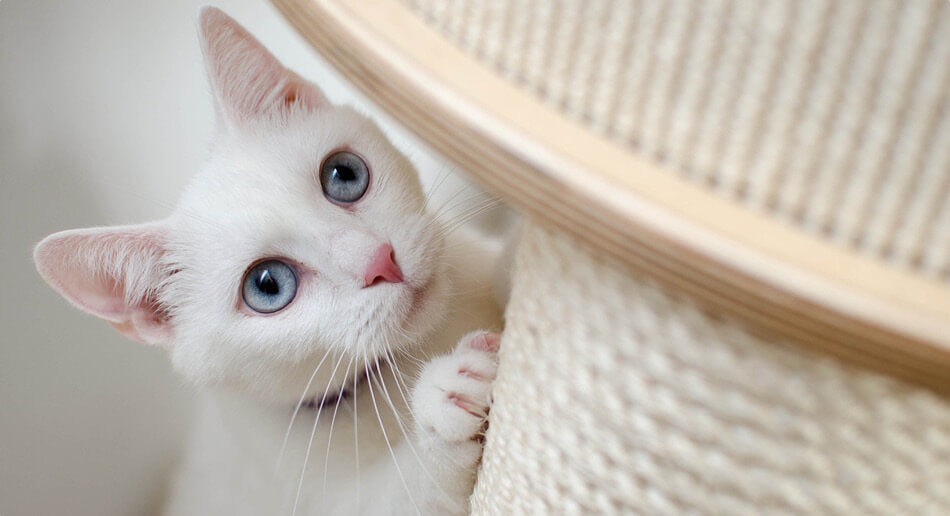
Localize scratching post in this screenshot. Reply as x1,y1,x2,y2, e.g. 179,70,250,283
274,0,950,511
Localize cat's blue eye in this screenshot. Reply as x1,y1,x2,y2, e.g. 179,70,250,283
242,260,297,314
320,151,370,204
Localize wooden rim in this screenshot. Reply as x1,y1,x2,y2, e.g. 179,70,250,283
272,0,950,392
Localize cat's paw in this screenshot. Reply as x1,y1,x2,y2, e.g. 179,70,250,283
412,331,500,447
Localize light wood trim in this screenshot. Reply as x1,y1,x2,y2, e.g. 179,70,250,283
272,0,950,392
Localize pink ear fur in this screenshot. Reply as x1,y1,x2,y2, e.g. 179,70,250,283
198,6,327,129
33,224,174,346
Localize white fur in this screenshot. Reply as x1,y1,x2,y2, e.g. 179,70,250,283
33,7,503,515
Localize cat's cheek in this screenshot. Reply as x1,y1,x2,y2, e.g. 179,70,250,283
404,266,451,337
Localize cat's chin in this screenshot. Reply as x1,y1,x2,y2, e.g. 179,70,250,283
298,359,379,411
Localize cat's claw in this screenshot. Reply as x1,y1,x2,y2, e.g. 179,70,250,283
412,331,500,446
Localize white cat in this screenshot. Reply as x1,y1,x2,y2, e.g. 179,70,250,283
33,7,503,515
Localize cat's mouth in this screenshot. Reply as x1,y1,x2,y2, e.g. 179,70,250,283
297,360,381,411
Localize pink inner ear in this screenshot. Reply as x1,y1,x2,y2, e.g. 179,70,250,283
280,76,322,111
70,275,130,323
199,7,327,127
36,237,127,323
34,224,174,346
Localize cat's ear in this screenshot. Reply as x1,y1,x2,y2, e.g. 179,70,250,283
198,6,327,130
34,224,174,347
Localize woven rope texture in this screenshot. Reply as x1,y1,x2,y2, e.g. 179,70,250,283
403,0,950,281
471,222,950,514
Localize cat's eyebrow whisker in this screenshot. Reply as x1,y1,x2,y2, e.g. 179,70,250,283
292,351,348,516
321,354,354,499
365,351,422,516
275,344,336,476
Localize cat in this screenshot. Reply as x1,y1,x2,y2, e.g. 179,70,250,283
32,7,503,515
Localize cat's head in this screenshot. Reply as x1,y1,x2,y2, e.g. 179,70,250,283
33,7,450,403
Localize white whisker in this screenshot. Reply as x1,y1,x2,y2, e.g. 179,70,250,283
374,350,455,507
292,351,347,516
366,352,422,516
352,359,360,513
387,350,463,471
276,345,335,476
321,355,354,498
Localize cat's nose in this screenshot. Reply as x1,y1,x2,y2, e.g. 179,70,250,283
363,244,403,287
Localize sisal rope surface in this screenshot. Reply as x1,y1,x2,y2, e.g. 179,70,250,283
403,0,950,282
381,1,950,512
472,222,950,514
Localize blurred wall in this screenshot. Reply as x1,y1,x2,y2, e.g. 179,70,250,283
0,1,471,514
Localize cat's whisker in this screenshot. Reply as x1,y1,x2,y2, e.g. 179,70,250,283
321,354,354,499
275,344,336,476
387,350,463,470
430,200,504,241
390,326,418,352
365,351,422,516
352,357,361,514
432,190,494,221
435,188,495,215
439,237,504,252
37,7,507,514
292,351,347,516
394,347,426,367
427,187,493,223
371,352,456,508
421,167,456,213
384,350,424,434
426,184,471,218
443,196,503,226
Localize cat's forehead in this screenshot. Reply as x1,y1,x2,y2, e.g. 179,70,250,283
170,104,422,256
181,107,401,209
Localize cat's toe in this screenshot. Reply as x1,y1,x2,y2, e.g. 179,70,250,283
460,331,501,353
412,331,500,443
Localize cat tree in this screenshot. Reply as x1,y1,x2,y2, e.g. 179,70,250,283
274,0,950,512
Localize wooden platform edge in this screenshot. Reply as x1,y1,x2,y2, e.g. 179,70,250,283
272,0,950,393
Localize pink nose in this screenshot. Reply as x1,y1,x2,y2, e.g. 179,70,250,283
364,244,403,287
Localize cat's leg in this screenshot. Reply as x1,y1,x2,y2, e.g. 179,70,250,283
402,330,500,515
